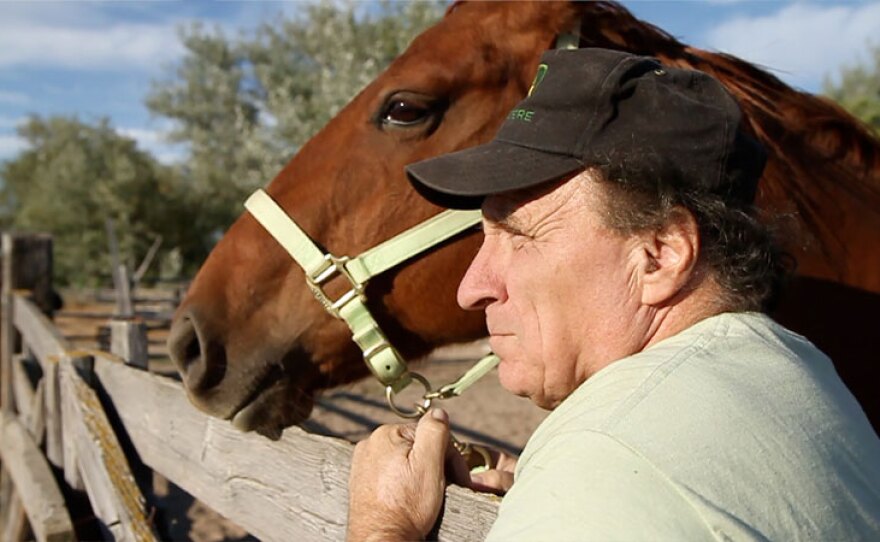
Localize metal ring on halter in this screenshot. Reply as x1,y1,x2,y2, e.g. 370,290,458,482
385,372,433,418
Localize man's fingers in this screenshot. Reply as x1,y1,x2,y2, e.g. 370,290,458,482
470,469,515,496
394,423,417,445
495,450,518,474
445,439,472,487
412,408,451,467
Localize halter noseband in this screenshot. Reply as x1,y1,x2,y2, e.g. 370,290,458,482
245,189,500,418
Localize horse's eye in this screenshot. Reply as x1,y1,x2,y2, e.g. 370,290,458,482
383,99,429,126
378,92,444,132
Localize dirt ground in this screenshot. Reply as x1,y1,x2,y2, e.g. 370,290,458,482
54,291,549,541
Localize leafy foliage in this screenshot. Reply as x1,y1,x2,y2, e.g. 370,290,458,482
824,43,880,135
0,1,444,285
147,0,444,232
0,116,197,285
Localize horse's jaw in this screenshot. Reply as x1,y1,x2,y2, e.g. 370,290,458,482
168,315,308,439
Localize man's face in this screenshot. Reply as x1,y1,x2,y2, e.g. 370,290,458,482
457,174,650,409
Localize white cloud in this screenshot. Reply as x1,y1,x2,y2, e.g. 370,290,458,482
705,2,880,91
119,126,186,165
0,134,28,162
0,124,185,164
0,21,184,71
0,115,25,130
119,127,163,146
0,91,30,106
0,2,187,72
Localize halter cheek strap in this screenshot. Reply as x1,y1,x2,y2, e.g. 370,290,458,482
244,189,499,413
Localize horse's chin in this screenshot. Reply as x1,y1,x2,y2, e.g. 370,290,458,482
209,345,326,440
230,387,315,440
228,376,316,440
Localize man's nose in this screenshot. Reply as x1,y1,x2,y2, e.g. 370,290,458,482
457,239,503,310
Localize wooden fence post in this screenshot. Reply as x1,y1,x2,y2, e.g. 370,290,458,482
0,233,70,541
105,219,134,318
1,233,54,316
0,245,10,528
108,318,151,508
110,320,148,370
2,233,15,416
113,265,134,318
2,232,54,413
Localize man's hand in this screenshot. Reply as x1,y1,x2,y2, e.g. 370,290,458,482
347,409,452,541
464,449,518,496
446,446,517,496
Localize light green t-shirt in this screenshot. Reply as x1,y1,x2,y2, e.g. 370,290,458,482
487,312,880,541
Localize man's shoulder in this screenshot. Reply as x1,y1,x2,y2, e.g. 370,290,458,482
531,311,872,456
488,430,728,542
525,312,783,443
505,312,880,542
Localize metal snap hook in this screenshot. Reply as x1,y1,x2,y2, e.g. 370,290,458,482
385,372,433,418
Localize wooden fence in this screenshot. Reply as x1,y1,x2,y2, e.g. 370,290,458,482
0,233,500,541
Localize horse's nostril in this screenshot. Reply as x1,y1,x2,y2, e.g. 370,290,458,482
168,314,197,369
182,324,201,369
168,312,224,392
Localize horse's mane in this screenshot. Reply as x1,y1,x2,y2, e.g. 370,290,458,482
574,2,880,269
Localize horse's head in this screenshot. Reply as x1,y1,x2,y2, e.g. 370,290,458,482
167,1,585,437
169,0,880,438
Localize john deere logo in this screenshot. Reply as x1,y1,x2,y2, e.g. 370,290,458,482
528,64,548,96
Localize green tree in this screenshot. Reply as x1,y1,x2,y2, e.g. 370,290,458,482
147,0,444,235
824,43,880,135
0,116,199,285
146,25,264,233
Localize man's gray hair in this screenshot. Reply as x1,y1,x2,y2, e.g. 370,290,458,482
585,167,792,312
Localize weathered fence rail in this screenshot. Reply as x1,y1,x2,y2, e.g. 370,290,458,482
0,233,500,541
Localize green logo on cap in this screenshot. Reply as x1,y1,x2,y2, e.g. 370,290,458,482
528,63,548,97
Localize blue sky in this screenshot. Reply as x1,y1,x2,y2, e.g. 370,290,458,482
1,1,878,164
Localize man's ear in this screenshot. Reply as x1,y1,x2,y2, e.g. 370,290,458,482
638,207,700,306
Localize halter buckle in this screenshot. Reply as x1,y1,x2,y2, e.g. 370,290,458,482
305,254,365,318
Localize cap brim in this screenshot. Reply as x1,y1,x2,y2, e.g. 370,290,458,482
406,140,583,209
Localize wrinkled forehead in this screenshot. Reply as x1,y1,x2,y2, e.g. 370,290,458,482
482,170,590,226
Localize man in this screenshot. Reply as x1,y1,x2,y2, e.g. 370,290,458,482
347,48,880,540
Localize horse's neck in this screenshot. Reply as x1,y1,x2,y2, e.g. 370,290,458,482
682,49,880,291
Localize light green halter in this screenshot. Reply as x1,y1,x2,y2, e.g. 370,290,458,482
244,25,581,458
245,189,499,418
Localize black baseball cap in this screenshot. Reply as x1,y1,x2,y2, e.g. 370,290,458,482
406,48,766,209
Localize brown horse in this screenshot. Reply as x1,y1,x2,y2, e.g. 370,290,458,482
168,1,880,438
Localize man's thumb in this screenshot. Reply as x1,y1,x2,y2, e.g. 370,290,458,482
413,408,450,464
